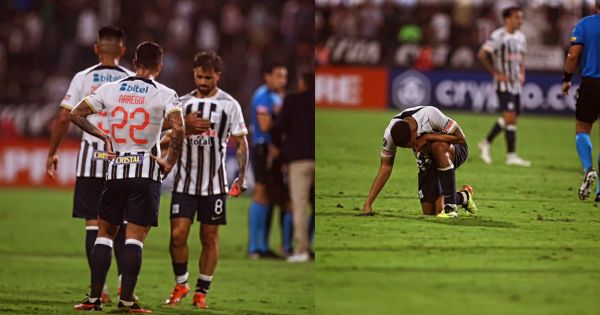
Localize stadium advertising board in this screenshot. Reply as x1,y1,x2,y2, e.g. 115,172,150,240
316,67,388,109
389,69,578,115
0,138,78,187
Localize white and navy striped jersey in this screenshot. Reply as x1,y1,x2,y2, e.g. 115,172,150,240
482,27,527,94
60,63,134,178
83,76,183,182
381,106,458,159
172,89,248,196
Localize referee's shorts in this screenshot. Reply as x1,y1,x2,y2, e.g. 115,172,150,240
575,77,600,124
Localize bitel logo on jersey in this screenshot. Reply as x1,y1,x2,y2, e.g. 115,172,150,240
119,83,149,93
93,73,122,83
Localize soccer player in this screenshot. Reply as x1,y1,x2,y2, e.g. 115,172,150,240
71,41,184,313
562,0,600,200
477,6,532,167
248,63,291,258
45,26,133,303
362,106,478,218
163,51,249,309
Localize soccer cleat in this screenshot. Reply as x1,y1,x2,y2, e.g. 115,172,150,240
478,141,492,164
287,252,310,263
164,283,190,305
192,292,208,309
117,301,152,313
460,185,478,215
437,204,458,218
73,297,102,311
579,168,597,200
118,287,139,303
505,154,532,167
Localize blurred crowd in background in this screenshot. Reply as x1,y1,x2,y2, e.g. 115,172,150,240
316,0,596,70
0,0,314,137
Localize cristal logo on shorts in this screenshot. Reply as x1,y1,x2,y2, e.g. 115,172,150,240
93,151,109,160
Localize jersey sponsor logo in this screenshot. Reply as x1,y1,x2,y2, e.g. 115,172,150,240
189,132,216,146
118,94,146,104
93,73,122,83
570,36,577,42
93,151,109,160
211,215,222,221
114,154,143,164
119,83,149,93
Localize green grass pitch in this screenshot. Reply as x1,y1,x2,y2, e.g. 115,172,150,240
0,192,314,314
316,108,600,315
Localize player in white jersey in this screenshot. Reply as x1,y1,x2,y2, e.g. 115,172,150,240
477,6,531,167
45,26,133,304
70,42,184,313
363,106,478,218
163,51,248,309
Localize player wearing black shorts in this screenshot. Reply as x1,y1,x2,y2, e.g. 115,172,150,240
562,1,600,200
163,51,249,309
71,42,184,313
477,6,531,167
363,106,478,218
45,26,133,304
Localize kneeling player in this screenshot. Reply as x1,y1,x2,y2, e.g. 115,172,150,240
363,106,478,217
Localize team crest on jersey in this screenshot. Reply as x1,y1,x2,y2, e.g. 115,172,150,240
114,154,143,164
93,151,109,160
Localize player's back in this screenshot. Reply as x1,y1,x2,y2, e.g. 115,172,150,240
84,76,182,181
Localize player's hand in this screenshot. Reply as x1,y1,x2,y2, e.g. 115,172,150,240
185,112,210,135
414,135,429,153
361,203,375,216
151,155,176,179
103,135,116,160
229,177,247,197
494,72,508,82
562,81,571,96
46,154,58,180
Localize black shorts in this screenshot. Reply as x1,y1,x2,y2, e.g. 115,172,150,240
575,78,600,124
98,178,161,227
170,192,227,225
497,91,521,115
251,143,289,205
417,143,469,203
72,177,105,220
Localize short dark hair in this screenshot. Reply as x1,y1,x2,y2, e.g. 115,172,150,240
193,51,223,72
134,41,163,69
262,62,286,75
502,6,522,19
98,26,125,42
390,120,412,147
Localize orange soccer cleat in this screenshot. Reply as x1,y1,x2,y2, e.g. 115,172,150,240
117,301,152,313
192,292,207,309
164,283,190,305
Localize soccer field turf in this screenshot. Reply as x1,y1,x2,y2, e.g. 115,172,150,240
316,108,600,315
0,191,314,314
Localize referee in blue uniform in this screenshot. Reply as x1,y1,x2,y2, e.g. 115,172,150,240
562,0,600,201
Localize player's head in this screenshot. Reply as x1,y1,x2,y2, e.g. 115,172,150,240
262,62,288,92
94,26,126,59
502,6,523,30
134,41,163,75
193,51,222,96
390,120,414,148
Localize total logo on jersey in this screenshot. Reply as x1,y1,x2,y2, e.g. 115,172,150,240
93,73,123,83
119,83,149,93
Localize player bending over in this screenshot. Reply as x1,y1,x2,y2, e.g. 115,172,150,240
363,106,478,218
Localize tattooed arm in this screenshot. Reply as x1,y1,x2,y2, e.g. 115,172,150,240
153,110,184,177
69,100,114,156
230,134,249,195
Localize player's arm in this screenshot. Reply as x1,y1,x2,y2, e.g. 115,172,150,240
417,124,466,147
69,100,114,156
477,47,506,82
230,134,249,196
257,111,273,132
519,53,526,85
46,107,71,179
562,44,583,96
363,156,394,215
153,110,184,177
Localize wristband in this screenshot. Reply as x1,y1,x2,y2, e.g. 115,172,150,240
562,71,573,83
